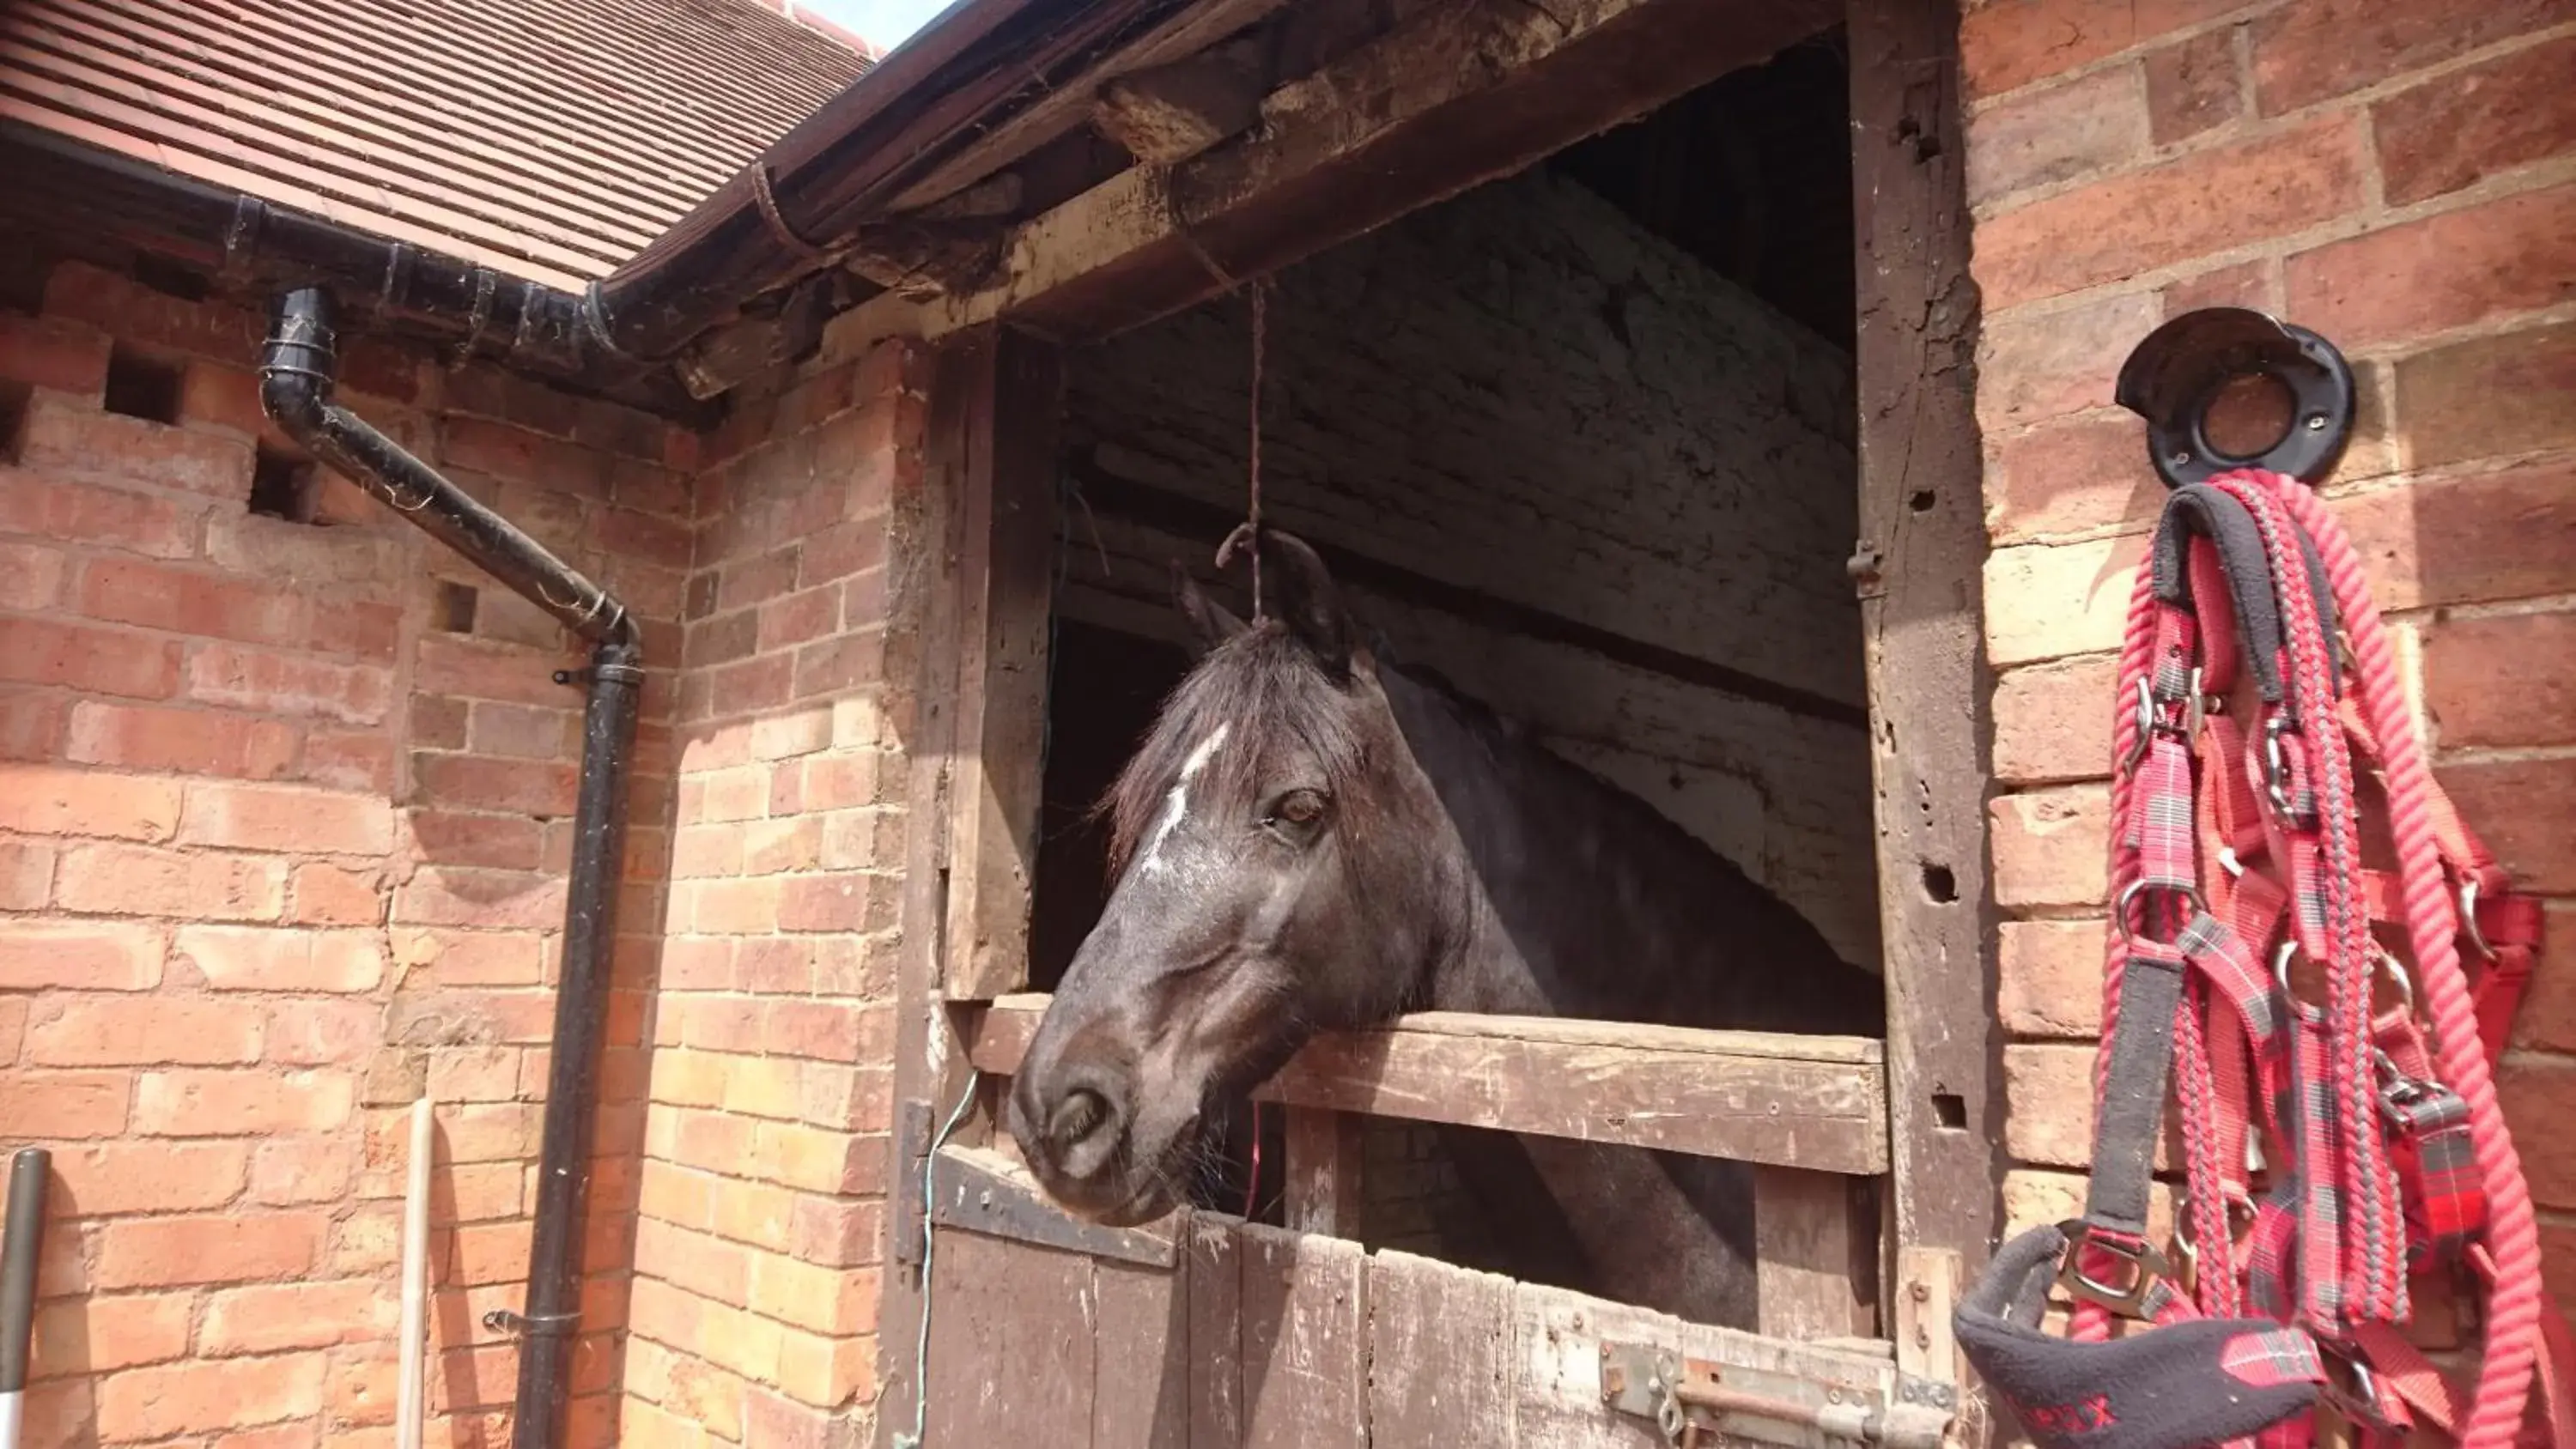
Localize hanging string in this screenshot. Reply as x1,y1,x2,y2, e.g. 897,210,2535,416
1247,279,1267,621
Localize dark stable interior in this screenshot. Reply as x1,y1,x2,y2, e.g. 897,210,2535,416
1026,33,1860,1232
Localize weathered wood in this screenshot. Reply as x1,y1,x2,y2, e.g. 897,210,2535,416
940,326,1063,1000
1095,38,1268,166
836,0,1838,349
1281,1108,1365,1238
922,1231,1095,1446
1239,1225,1369,1449
1895,1245,1978,1446
877,327,993,1439
1188,1214,1246,1448
931,1142,1181,1267
1845,0,2000,1294
1753,1165,1871,1342
963,995,1891,1174
1367,1250,1516,1447
884,0,1296,214
1096,1253,1193,1449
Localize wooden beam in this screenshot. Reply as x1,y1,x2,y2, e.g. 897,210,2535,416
871,0,1836,344
1280,1107,1366,1238
941,327,1063,1000
1093,37,1267,166
1753,1166,1874,1341
1845,0,2002,1289
884,0,1296,214
962,995,1890,1175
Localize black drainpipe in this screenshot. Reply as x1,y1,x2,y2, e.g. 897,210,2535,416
259,287,641,1449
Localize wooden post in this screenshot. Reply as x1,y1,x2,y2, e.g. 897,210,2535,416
1846,0,1999,1296
940,326,1064,1001
1280,1107,1365,1238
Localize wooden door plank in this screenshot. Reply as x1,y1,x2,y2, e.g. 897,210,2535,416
1238,1225,1368,1449
1367,1250,1515,1449
923,1231,1097,1444
1096,1252,1193,1449
1188,1214,1245,1449
1844,0,2000,1286
1753,1165,1872,1341
1281,1108,1365,1238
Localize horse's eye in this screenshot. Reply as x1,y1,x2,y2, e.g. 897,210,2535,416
1273,790,1327,827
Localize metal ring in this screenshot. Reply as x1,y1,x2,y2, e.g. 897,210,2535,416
2458,879,2497,961
2114,876,2208,946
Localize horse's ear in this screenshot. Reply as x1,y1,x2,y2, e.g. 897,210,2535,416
1261,530,1356,676
1173,563,1249,658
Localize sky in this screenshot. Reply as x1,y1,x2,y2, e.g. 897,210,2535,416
796,0,955,52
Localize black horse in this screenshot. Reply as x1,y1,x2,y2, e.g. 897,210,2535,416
1007,529,1882,1327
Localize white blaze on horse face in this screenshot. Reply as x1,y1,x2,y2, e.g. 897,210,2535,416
1138,723,1229,876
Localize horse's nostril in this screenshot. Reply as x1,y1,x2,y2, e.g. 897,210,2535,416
1051,1087,1112,1149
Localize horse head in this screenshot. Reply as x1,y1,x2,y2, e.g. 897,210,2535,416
1007,529,1456,1225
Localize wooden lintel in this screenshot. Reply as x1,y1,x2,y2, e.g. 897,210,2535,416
962,995,1890,1176
885,0,1295,214
1094,37,1267,166
890,0,1838,343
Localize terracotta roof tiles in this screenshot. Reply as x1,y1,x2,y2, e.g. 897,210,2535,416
1,0,874,290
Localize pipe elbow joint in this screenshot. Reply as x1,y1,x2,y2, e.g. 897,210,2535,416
258,286,341,440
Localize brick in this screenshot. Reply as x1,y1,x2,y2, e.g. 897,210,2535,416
0,312,110,392
2287,184,2576,350
1984,530,2146,666
392,928,545,987
2394,321,2576,470
623,1397,716,1449
0,615,185,698
79,557,308,651
2376,34,2576,205
414,633,581,708
203,1279,391,1354
0,919,162,989
68,700,299,780
2503,1058,2576,1210
690,877,780,934
2160,258,2273,316
0,997,21,1065
19,395,255,500
0,764,179,840
29,1291,193,1379
264,998,379,1067
1974,117,2366,309
660,1350,749,1440
310,599,403,662
95,1350,330,1440
49,1140,250,1219
2143,26,2242,145
2423,609,2576,749
26,995,264,1066
1990,785,2110,909
2002,1169,2177,1244
185,641,393,724
1964,65,2148,207
179,780,393,854
0,837,52,909
1959,0,2239,98
468,700,575,760
775,1325,874,1405
0,690,66,761
793,629,883,699
2007,1041,2180,1168
1985,411,2161,543
248,1135,360,1205
2336,460,2576,610
414,753,578,815
0,1070,132,1137
779,871,874,932
94,1211,326,1288
2249,0,2575,116
0,539,67,610
2436,755,2576,894
1993,653,2118,785
292,861,385,925
787,1194,880,1270
0,464,202,557
173,925,385,991
294,730,392,796
204,511,406,592
671,822,745,880
448,1220,534,1286
409,809,546,870
1999,918,2108,1038
43,262,261,360
56,840,287,921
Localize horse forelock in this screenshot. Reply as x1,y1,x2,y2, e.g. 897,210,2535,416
1102,626,1376,877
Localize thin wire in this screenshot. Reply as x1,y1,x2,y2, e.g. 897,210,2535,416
1247,280,1267,621
1242,1099,1263,1221
891,1067,982,1449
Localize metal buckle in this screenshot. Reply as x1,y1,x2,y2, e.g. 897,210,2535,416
2121,671,2208,776
2262,712,2308,826
2458,878,2497,961
2057,1222,2172,1319
2317,1345,2399,1431
2171,1192,2260,1300
2115,877,2209,947
2273,942,2411,1018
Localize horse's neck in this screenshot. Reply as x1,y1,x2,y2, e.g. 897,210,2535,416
1378,664,1879,1036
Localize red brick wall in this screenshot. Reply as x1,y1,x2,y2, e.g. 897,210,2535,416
1965,0,2576,1339
619,338,924,1448
1,255,690,1446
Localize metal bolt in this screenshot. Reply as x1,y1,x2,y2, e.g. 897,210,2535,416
1909,1282,1930,1302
